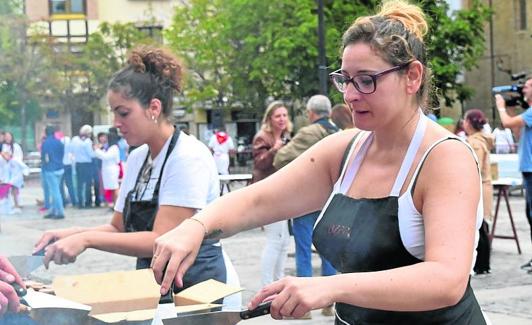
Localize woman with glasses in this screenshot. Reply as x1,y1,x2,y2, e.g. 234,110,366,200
33,46,241,309
152,1,486,323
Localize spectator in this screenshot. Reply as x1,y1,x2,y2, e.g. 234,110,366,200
1,132,26,212
492,125,515,154
41,125,65,219
208,127,235,175
94,131,120,208
495,76,532,273
252,100,292,286
109,127,128,181
463,109,494,274
273,94,338,318
0,131,4,152
70,125,95,208
331,103,354,130
60,134,77,207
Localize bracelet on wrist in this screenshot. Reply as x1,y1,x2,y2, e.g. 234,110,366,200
188,217,208,236
498,109,506,113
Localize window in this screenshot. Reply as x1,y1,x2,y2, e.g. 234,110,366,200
49,0,85,15
136,25,163,43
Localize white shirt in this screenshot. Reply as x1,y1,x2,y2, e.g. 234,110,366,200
115,132,220,212
208,133,235,156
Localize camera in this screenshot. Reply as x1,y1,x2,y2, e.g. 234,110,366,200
492,72,527,108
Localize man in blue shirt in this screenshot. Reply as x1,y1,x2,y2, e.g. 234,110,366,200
41,125,65,219
496,76,532,272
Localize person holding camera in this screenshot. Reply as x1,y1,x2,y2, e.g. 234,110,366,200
495,76,532,272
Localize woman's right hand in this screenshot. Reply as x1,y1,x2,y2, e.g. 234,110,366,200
151,218,206,295
33,227,82,256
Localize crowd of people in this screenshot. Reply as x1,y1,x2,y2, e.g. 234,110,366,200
37,124,128,219
1,0,532,324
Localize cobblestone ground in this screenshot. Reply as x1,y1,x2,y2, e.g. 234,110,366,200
0,176,531,324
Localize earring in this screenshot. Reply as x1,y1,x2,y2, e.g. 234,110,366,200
152,115,158,124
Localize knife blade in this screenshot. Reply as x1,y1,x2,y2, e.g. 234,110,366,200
8,255,44,278
162,301,271,325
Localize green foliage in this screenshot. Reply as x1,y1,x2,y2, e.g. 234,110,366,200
166,0,489,116
421,0,491,106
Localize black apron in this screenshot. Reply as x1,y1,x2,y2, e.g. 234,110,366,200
312,119,486,324
122,128,227,292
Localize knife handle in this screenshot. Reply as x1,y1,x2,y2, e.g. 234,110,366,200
10,282,27,297
158,262,175,304
240,301,271,320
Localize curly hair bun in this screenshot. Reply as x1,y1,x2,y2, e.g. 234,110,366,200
378,0,428,41
127,46,183,92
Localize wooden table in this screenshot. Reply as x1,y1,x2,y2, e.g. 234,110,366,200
490,177,522,254
219,174,252,195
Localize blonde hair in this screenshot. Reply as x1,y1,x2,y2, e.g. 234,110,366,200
342,0,432,109
261,101,293,135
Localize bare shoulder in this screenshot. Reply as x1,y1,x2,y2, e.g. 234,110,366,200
309,128,362,180
420,125,479,186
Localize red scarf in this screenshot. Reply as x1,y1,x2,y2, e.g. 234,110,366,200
215,131,228,144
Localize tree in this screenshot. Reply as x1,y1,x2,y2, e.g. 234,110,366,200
422,0,490,107
165,0,234,111
166,0,489,117
0,0,56,148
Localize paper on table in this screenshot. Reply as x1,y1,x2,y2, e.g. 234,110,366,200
23,289,92,311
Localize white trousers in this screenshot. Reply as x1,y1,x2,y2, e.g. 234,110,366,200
260,221,290,286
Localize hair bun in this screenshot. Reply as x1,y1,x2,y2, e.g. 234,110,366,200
127,46,183,92
379,0,428,41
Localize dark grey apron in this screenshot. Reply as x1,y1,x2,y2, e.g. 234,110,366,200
313,121,486,324
122,128,226,293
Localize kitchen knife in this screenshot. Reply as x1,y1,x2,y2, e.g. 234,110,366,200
162,301,271,325
8,255,44,278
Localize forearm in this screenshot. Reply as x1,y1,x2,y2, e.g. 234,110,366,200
83,230,158,257
329,262,468,311
71,223,121,235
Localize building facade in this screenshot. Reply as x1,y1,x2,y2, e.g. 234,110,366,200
24,0,257,147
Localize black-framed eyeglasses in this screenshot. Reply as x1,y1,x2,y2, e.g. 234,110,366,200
329,61,412,94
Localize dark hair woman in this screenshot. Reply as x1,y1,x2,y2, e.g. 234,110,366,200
33,46,241,308
464,108,494,275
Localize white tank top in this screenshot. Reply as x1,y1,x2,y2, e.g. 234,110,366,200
316,113,482,260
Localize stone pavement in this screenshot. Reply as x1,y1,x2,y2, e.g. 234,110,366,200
0,176,531,324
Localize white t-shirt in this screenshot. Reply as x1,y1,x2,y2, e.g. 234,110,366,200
115,132,220,212
492,127,515,154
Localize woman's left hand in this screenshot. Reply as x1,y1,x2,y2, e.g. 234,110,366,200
43,234,88,268
248,276,335,320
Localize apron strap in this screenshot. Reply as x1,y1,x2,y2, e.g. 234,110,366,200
153,127,181,199
339,131,372,194
132,127,181,200
389,111,428,196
